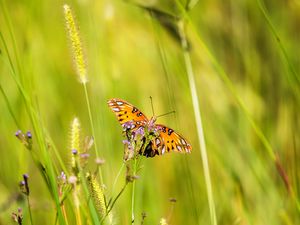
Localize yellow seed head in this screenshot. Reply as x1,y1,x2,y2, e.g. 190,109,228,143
70,117,81,151
70,117,81,174
86,173,106,216
63,4,88,84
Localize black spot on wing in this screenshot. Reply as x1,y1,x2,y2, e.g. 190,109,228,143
168,129,174,136
132,107,138,113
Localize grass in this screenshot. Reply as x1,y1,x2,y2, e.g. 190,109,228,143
0,0,300,224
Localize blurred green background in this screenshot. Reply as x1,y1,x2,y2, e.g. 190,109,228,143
0,0,299,224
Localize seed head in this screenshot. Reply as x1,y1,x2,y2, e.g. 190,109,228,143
86,173,107,216
63,4,88,84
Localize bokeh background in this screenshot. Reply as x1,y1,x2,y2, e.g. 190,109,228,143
0,0,299,224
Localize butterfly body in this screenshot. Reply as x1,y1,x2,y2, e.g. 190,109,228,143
108,98,191,158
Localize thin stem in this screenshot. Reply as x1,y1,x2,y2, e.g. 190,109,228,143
75,204,82,225
256,0,300,86
111,163,125,195
167,202,175,222
131,158,137,224
77,160,100,225
178,21,217,225
150,96,155,117
174,0,277,161
0,84,20,128
61,204,69,225
0,0,22,78
1,28,67,225
101,182,128,225
26,196,34,225
109,183,128,214
82,83,104,184
148,11,178,120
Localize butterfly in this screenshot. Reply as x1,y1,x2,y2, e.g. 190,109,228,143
108,98,191,158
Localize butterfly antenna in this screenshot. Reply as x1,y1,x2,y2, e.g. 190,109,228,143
156,110,176,118
150,96,155,116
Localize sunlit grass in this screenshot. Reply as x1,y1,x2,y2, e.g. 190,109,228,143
0,0,299,225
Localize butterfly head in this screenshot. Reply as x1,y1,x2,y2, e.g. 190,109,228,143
148,116,157,128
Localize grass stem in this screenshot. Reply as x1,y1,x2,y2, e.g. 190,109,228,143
111,163,125,195
178,21,217,225
26,196,34,225
83,83,104,184
131,158,137,224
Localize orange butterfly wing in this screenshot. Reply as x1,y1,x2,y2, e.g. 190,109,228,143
108,98,192,158
107,98,148,130
143,124,191,157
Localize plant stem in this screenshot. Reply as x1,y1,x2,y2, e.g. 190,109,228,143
83,83,104,184
1,29,67,225
61,204,70,225
75,205,82,225
78,163,101,225
178,21,217,225
111,163,125,195
131,158,137,224
27,196,34,225
101,182,128,225
0,84,20,128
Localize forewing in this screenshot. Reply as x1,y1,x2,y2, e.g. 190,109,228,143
107,98,148,130
152,124,192,155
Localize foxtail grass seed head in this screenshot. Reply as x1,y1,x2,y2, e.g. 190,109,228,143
71,149,80,177
63,4,88,84
70,117,81,151
70,117,81,175
86,173,106,216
